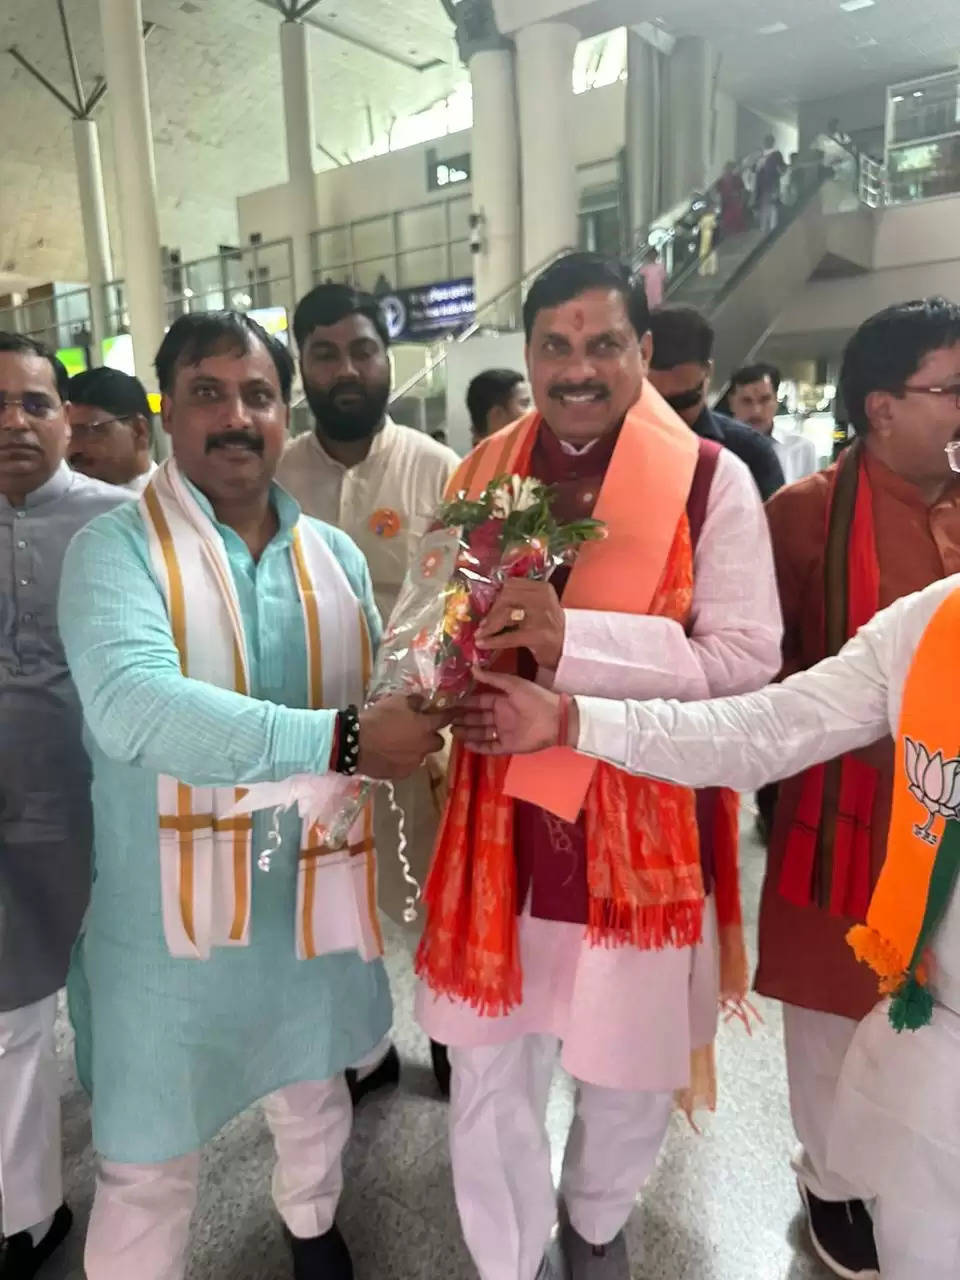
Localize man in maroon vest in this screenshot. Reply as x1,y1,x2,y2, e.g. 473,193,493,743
416,253,783,1280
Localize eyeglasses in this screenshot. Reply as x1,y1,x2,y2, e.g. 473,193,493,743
0,391,59,420
902,383,960,409
69,415,131,441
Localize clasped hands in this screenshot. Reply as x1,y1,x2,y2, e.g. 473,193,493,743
356,581,569,777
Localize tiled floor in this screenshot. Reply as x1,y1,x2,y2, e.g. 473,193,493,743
45,812,834,1279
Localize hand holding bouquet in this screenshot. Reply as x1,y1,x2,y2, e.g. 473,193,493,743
371,474,605,709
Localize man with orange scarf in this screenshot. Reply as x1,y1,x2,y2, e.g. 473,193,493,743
756,298,960,1279
413,252,783,1280
459,558,960,1280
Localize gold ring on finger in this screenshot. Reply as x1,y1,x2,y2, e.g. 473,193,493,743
509,607,526,624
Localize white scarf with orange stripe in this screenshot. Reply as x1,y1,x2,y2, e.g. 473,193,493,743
139,459,383,963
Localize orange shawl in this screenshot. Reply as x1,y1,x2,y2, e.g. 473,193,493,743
416,391,707,1014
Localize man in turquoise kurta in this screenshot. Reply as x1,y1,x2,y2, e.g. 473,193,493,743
57,312,445,1280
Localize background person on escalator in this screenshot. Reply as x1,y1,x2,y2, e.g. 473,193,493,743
647,305,785,500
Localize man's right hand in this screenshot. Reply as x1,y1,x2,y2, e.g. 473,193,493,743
357,694,449,780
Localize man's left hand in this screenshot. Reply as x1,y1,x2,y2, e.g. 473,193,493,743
475,579,565,671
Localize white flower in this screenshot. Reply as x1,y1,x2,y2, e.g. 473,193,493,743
511,475,541,512
491,482,513,519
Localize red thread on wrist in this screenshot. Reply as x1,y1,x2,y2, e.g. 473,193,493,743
557,693,571,748
328,718,341,772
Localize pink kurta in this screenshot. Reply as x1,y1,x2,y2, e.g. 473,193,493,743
416,446,783,1091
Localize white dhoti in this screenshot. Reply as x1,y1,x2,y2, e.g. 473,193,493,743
450,1034,672,1280
84,1077,353,1280
827,1000,960,1279
782,1003,864,1202
0,994,62,1237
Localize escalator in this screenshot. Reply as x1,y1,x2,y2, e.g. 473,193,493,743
655,174,875,386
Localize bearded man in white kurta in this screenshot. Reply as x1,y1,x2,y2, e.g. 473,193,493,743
459,566,960,1280
278,283,460,1097
57,312,447,1280
413,252,783,1280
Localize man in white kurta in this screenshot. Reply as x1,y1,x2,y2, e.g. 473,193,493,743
464,573,960,1280
57,312,447,1280
415,252,783,1280
278,283,460,1096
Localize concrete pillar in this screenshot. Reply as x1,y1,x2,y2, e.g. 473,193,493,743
468,47,521,314
515,21,579,274
280,20,319,302
71,118,113,364
625,29,664,252
97,0,165,389
664,36,712,206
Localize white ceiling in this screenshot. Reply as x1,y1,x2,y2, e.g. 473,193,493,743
496,0,960,105
0,0,461,280
1,0,956,285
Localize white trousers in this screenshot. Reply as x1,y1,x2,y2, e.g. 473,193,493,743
449,1034,672,1280
84,1076,352,1280
783,1003,864,1203
0,994,62,1237
873,1198,960,1280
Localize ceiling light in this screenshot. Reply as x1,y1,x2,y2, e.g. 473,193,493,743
757,21,788,34
913,90,924,97
891,94,904,102
840,0,875,11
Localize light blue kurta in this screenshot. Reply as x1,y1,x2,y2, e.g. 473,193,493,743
57,481,391,1163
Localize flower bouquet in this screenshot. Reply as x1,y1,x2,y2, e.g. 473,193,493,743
370,474,605,710
229,475,603,917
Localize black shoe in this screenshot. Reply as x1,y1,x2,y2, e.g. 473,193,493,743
0,1205,73,1279
430,1038,451,1098
798,1184,880,1279
284,1222,353,1280
345,1043,400,1106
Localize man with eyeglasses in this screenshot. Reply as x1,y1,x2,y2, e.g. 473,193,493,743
0,333,127,1278
751,297,960,1279
67,367,157,492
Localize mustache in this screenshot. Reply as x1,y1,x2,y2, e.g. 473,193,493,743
205,429,264,455
548,383,610,399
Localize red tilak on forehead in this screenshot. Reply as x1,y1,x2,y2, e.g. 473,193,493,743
572,309,586,331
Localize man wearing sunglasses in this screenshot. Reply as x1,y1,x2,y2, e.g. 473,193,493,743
752,297,960,1279
0,333,127,1277
67,367,157,493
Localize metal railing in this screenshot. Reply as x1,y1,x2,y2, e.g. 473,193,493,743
1,240,295,356
311,196,472,295
389,245,575,407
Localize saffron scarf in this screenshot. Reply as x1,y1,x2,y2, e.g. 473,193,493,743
849,586,960,1030
140,459,383,963
416,391,706,1014
779,441,881,918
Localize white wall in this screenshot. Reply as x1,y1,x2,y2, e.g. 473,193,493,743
772,194,960,337
713,90,738,172
238,81,627,247
798,85,887,156
736,104,799,160
444,332,528,456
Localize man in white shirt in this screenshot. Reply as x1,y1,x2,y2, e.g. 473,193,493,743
67,368,157,493
452,563,960,1280
728,363,819,487
277,284,460,1099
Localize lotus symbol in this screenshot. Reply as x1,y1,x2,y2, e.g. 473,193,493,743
905,738,960,845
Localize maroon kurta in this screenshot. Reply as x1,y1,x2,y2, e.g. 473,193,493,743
514,423,720,923
756,452,960,1019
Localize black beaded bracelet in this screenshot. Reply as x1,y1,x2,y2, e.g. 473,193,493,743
335,706,361,776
